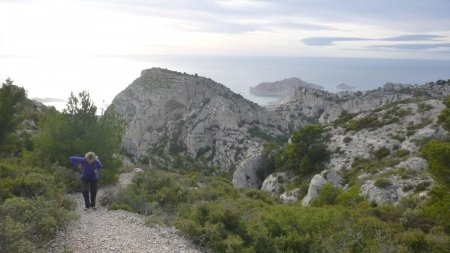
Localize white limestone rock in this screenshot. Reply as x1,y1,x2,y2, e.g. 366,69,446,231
395,157,428,170
280,188,301,204
111,68,288,184
232,147,265,188
261,172,287,196
301,174,328,206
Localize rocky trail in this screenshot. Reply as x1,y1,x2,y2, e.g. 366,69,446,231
45,169,202,253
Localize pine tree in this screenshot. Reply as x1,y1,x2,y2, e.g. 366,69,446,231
0,78,27,155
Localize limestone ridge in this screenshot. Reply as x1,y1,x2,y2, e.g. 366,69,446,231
300,99,447,206
111,68,287,185
112,69,449,193
268,81,450,130
249,77,323,97
260,80,450,206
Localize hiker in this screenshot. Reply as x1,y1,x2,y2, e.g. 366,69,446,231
69,152,103,210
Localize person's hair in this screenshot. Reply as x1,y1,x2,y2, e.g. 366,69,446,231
85,151,96,160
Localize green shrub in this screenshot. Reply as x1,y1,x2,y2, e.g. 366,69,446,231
394,149,410,158
333,110,358,127
424,227,450,252
374,178,392,188
0,197,75,251
275,125,329,176
0,216,34,253
398,229,430,253
315,217,396,253
52,164,81,192
345,114,382,131
111,168,450,253
414,181,431,193
312,183,343,207
343,136,352,143
421,186,450,232
31,92,125,185
438,95,450,131
391,134,406,142
417,103,433,113
348,157,400,181
109,203,132,212
337,185,365,207
373,147,390,159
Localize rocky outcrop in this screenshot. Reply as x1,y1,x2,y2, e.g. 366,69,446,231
280,188,301,204
268,81,450,130
111,68,449,203
260,172,287,196
301,169,344,206
396,157,427,171
311,99,447,206
301,174,328,206
249,77,323,97
337,83,355,91
111,68,288,187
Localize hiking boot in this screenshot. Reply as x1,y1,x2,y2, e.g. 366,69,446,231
84,207,90,211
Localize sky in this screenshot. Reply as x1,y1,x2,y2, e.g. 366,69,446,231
1,0,450,109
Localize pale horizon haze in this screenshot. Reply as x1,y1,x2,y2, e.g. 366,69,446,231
1,0,450,110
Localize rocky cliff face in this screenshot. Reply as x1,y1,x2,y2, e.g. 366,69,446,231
268,81,450,130
111,68,287,187
249,77,323,97
112,69,450,205
298,98,447,206
260,80,450,206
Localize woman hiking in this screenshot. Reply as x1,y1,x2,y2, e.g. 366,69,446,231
69,152,103,210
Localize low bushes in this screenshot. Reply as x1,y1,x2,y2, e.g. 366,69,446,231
110,169,450,253
0,162,76,252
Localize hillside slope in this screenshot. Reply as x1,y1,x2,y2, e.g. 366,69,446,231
269,81,450,130
111,68,288,188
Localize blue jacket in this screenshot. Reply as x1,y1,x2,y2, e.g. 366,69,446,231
69,156,103,181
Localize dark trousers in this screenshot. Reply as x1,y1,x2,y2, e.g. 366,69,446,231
81,179,98,208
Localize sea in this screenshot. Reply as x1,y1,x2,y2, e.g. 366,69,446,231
1,55,450,110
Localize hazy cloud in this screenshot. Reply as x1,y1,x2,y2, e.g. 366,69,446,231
369,43,450,50
302,34,444,46
382,34,444,41
302,37,368,46
2,0,450,58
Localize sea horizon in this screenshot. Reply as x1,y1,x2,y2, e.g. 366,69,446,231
2,55,450,110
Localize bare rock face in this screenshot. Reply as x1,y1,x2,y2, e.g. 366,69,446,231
396,157,428,170
111,68,287,187
322,99,447,206
301,174,328,206
360,180,402,205
268,82,450,130
232,146,266,188
280,188,301,204
301,169,344,206
260,172,287,196
111,69,449,204
249,77,323,97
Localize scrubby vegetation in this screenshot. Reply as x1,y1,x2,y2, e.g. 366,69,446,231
107,95,450,252
0,162,77,252
30,91,125,185
274,125,329,176
0,80,124,252
109,167,450,253
3,77,450,252
106,96,450,252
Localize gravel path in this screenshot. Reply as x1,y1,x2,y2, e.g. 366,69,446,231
45,169,203,253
